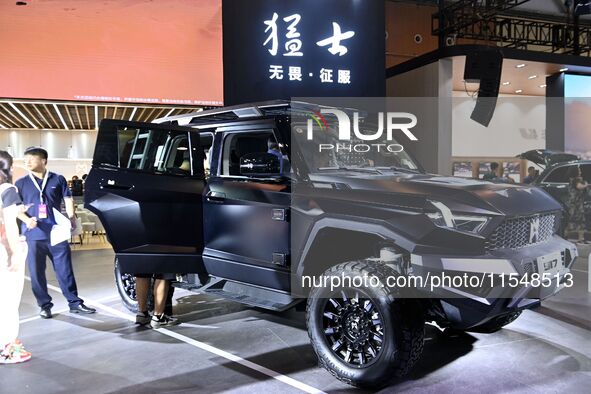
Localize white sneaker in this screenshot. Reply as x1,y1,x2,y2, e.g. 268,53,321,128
150,314,179,329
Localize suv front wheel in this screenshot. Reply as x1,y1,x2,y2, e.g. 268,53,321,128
306,261,425,388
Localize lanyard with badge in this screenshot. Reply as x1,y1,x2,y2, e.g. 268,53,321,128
29,171,49,219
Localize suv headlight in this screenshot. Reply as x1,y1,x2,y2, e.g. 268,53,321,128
426,200,490,234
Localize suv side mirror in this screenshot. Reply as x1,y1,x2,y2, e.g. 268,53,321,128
240,152,281,177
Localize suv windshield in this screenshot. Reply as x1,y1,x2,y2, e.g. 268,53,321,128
292,121,421,174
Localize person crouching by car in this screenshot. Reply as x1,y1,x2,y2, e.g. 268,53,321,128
566,165,590,243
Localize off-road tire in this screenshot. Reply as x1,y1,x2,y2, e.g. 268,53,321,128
306,260,425,388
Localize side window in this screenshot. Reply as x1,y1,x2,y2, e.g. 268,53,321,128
220,131,277,176
542,165,571,183
117,126,196,176
580,164,591,183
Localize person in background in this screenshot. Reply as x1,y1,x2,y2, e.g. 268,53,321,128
523,166,537,184
482,162,499,181
267,137,288,175
15,147,96,318
499,166,515,183
483,162,515,183
0,150,31,364
566,165,590,243
70,175,83,197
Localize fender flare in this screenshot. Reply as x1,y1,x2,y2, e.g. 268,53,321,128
294,215,415,279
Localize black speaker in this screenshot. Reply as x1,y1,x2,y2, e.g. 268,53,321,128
464,49,503,127
575,2,591,16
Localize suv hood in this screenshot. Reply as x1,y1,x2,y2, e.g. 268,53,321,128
306,172,562,217
517,149,579,166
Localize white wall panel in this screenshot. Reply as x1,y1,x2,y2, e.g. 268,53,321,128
0,130,98,159
452,92,545,157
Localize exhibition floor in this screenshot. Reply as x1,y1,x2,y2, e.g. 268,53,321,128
1,248,590,393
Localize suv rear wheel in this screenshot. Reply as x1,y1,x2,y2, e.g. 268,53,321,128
114,258,154,313
306,261,424,388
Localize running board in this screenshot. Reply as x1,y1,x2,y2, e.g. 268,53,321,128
198,278,301,312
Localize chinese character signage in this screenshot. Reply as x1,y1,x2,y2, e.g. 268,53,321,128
223,0,385,105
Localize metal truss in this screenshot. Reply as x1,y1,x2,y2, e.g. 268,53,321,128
451,16,591,53
433,1,532,36
432,0,591,55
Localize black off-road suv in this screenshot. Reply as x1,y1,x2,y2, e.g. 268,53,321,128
86,101,577,388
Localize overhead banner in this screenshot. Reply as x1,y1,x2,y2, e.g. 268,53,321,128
222,0,385,105
0,0,223,106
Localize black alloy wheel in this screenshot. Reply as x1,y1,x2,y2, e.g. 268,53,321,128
115,257,140,313
322,290,384,367
306,260,425,388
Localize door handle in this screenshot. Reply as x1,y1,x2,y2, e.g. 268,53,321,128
206,191,226,203
101,183,134,191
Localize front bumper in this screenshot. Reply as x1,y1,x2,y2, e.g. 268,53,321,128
409,235,577,328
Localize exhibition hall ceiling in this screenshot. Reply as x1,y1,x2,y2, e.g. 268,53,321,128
2,0,590,130
0,100,202,130
495,0,591,20
453,56,591,96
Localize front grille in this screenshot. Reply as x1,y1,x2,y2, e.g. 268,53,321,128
522,261,537,275
486,213,556,251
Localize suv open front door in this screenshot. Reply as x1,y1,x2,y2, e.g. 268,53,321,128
85,119,206,275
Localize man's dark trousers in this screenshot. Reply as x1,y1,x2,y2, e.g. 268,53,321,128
26,239,83,309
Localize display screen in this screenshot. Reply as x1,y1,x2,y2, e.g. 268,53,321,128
565,74,591,158
222,0,385,105
0,0,223,106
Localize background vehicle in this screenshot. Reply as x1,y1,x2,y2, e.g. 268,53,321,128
518,149,591,234
86,102,577,388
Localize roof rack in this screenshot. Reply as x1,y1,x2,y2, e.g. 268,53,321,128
153,100,292,126
153,99,365,128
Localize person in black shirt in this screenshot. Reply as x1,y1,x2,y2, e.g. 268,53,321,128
70,175,83,196
482,162,500,181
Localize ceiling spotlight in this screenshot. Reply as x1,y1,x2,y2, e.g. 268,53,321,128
502,81,511,86
528,75,538,79
559,67,569,72
515,89,523,93
539,84,547,88
516,64,526,68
